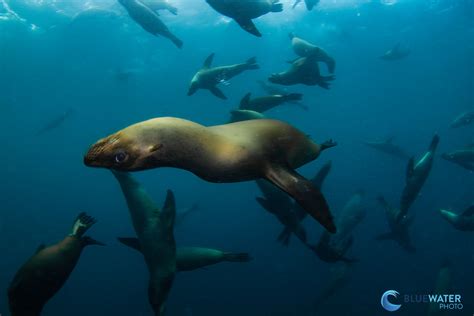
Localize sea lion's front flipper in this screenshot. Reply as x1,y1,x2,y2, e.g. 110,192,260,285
235,18,262,37
209,86,227,100
71,212,97,237
203,53,215,69
264,164,336,233
117,237,142,253
239,92,252,109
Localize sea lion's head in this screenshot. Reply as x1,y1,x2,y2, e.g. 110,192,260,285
84,125,164,171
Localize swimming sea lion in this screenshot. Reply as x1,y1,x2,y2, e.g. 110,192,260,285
363,137,411,160
289,33,335,73
312,232,356,263
8,213,103,316
439,206,474,231
205,0,283,37
142,0,178,15
257,80,308,111
229,109,266,123
36,108,74,136
188,53,259,100
269,56,335,89
292,0,319,10
450,110,474,128
442,145,474,171
314,262,353,312
112,171,175,315
255,179,308,246
118,238,252,271
118,0,183,48
239,92,303,113
428,261,453,316
375,195,415,253
380,43,410,61
399,135,440,221
85,117,338,233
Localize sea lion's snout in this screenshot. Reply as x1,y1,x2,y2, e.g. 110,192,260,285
84,143,106,167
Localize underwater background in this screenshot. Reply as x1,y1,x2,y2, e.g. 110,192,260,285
0,0,473,315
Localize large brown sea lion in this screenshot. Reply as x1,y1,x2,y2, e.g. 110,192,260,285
84,117,337,233
205,0,283,37
8,213,103,316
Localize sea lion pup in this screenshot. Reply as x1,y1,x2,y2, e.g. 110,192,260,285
439,206,474,231
118,0,183,48
450,110,474,128
118,238,252,271
380,43,410,61
8,213,103,316
375,196,415,253
288,33,336,74
84,117,338,233
239,92,303,113
229,109,266,123
257,80,308,111
363,137,411,160
205,0,283,37
142,0,178,15
188,53,259,100
399,135,440,221
269,56,335,89
293,0,319,10
255,179,308,246
442,145,474,171
112,171,176,316
312,191,366,263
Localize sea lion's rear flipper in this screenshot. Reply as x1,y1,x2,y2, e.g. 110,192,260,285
209,86,227,100
277,227,292,246
71,212,97,237
223,252,252,262
264,164,336,233
117,237,142,253
203,53,215,69
82,236,106,246
406,157,415,181
235,18,262,37
462,205,474,217
239,92,252,109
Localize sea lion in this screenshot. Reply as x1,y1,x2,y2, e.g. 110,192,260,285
84,117,338,233
205,0,283,37
239,92,303,113
142,0,178,15
450,110,474,128
269,56,335,89
380,43,410,61
257,80,308,110
439,206,474,231
118,0,183,48
255,179,308,246
112,171,176,316
176,204,199,226
312,191,366,263
229,109,266,123
36,108,74,136
289,33,336,73
363,137,411,160
314,262,353,312
118,238,252,271
375,196,415,253
292,0,319,10
427,261,453,316
8,213,103,316
399,135,440,221
188,53,259,100
442,145,474,171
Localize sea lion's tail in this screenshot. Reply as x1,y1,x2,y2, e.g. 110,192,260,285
245,57,260,70
271,1,284,12
169,34,183,49
223,252,252,262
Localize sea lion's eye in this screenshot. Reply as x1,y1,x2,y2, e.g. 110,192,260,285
114,151,128,164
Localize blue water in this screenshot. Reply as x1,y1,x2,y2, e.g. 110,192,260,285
0,0,473,315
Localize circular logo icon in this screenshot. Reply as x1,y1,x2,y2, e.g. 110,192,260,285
381,290,402,312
